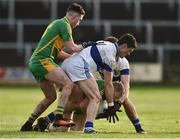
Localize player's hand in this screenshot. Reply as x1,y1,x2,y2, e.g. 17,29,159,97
95,106,117,120
81,41,97,48
95,102,122,121
105,106,117,116
107,109,121,123
105,102,122,123
105,102,121,116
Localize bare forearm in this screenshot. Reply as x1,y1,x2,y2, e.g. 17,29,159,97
121,75,130,98
64,40,83,53
105,83,114,103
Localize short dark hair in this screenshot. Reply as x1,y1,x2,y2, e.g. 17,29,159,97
104,36,118,43
117,33,138,48
67,3,85,15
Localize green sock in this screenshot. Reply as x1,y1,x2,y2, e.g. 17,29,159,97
54,106,64,121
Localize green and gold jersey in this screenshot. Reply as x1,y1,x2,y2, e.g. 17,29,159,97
30,17,72,63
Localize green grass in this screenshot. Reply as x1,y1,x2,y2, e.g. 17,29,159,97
0,85,180,138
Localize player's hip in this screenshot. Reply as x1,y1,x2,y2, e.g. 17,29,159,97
29,58,59,82
61,55,93,82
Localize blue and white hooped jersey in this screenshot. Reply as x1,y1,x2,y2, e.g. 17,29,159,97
94,57,130,81
113,57,129,81
79,41,119,73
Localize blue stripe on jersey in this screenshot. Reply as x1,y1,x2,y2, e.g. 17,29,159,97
114,42,120,62
90,45,112,72
104,64,112,72
83,59,91,79
120,69,129,75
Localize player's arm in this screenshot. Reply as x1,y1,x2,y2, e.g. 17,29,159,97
64,40,97,53
64,40,83,53
103,70,114,105
121,74,130,98
96,70,121,123
119,58,130,100
58,50,71,60
60,22,83,52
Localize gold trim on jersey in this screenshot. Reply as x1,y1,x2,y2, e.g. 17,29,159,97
51,36,64,57
35,35,65,57
53,37,64,50
40,58,57,72
35,35,59,54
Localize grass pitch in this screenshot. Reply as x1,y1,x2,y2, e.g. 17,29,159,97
0,85,180,138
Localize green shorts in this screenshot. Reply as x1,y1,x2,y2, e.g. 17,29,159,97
29,58,59,82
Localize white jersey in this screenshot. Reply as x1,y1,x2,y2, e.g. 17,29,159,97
94,57,130,81
79,41,119,73
115,57,129,73
113,57,129,81
61,41,119,82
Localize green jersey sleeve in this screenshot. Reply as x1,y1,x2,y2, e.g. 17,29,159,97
58,19,73,42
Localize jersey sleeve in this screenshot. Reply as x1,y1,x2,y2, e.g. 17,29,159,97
59,21,73,41
117,58,129,75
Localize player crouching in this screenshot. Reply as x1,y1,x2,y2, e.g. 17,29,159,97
32,80,122,132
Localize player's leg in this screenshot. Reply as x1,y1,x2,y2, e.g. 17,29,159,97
76,78,101,133
48,112,73,132
45,67,75,126
34,84,85,132
114,81,145,133
71,113,86,131
35,100,76,132
70,96,90,131
56,55,101,133
123,98,146,133
48,85,88,132
20,80,57,131
113,81,145,133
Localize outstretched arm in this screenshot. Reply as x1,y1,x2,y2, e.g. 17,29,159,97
121,74,139,122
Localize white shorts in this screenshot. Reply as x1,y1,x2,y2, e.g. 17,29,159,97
61,54,93,82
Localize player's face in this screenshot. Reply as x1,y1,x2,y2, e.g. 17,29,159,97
119,44,135,58
71,14,84,28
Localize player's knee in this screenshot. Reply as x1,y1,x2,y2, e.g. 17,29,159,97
91,93,101,104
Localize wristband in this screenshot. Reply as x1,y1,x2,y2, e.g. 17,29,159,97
108,102,114,107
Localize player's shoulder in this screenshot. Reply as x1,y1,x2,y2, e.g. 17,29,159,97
120,57,129,64
97,41,116,53
116,57,129,68
97,40,114,46
53,17,69,26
